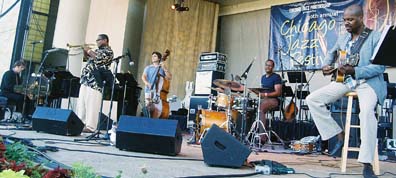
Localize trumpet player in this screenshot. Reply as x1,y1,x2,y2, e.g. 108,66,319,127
76,34,113,133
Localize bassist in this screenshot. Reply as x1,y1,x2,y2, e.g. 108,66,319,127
142,51,172,118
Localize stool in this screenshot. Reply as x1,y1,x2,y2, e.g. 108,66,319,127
340,91,380,175
266,106,281,121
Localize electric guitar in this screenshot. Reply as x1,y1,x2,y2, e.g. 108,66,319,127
322,50,359,82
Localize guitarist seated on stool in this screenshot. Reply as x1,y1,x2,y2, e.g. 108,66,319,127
260,59,282,137
0,60,33,118
306,5,386,178
141,51,172,118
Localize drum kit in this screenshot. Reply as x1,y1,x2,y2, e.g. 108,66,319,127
194,78,280,150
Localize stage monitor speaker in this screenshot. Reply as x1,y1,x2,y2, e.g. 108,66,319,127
201,124,251,168
116,115,182,156
32,107,84,136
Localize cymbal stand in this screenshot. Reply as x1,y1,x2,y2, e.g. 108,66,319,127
238,77,249,144
246,94,270,151
219,87,235,134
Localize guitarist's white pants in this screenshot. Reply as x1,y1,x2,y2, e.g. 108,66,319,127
306,82,378,164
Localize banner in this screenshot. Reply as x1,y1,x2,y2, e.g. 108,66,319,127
269,0,364,71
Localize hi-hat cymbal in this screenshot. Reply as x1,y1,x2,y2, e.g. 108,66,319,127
248,87,270,95
213,79,243,91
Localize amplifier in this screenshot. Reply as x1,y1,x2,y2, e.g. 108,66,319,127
200,52,227,63
197,61,226,73
188,96,210,121
195,71,224,95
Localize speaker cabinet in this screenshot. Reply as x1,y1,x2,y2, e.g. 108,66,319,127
188,96,210,121
116,115,182,156
201,124,251,168
194,71,224,95
32,107,84,136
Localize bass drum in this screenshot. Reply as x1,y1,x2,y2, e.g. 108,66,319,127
195,109,254,141
196,109,238,140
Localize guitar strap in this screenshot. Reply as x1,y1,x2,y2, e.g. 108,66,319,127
349,27,372,65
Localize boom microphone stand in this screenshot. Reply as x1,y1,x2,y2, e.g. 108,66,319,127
237,58,255,144
74,55,123,143
21,41,41,122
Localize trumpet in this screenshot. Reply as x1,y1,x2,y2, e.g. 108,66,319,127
66,43,96,48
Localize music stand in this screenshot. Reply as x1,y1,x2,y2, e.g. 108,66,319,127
287,72,307,83
282,85,294,97
286,71,308,135
372,25,396,67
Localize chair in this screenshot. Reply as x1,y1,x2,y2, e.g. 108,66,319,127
340,91,380,175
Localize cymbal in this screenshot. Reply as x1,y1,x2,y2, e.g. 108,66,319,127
213,79,243,91
248,87,270,95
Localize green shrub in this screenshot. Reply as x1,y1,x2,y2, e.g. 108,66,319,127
5,142,35,166
0,169,30,178
71,163,100,178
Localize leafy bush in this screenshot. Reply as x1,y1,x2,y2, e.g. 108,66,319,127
0,169,30,178
71,163,100,178
4,142,35,166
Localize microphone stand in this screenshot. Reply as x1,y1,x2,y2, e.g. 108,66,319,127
239,58,255,144
121,79,128,115
21,42,38,122
283,49,307,121
278,47,285,120
36,52,50,106
105,57,121,136
74,55,124,144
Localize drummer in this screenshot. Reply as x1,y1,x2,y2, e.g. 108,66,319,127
259,59,282,131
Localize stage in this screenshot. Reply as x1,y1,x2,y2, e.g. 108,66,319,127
0,125,394,178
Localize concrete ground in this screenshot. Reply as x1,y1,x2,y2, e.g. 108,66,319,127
0,126,395,178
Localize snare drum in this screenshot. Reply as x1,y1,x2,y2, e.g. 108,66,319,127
216,93,233,108
291,141,315,153
233,97,257,110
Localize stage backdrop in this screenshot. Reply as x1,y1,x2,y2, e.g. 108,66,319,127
268,0,396,71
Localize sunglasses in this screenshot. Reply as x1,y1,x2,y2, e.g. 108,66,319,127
96,39,103,42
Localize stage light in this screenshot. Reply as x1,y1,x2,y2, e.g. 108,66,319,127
171,4,179,10
171,0,189,12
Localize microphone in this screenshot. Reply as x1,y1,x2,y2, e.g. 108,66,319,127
126,48,134,66
45,48,61,53
31,40,43,44
235,75,242,81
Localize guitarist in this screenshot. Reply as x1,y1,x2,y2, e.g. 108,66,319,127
76,34,114,132
259,59,282,141
141,51,172,118
306,5,386,178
